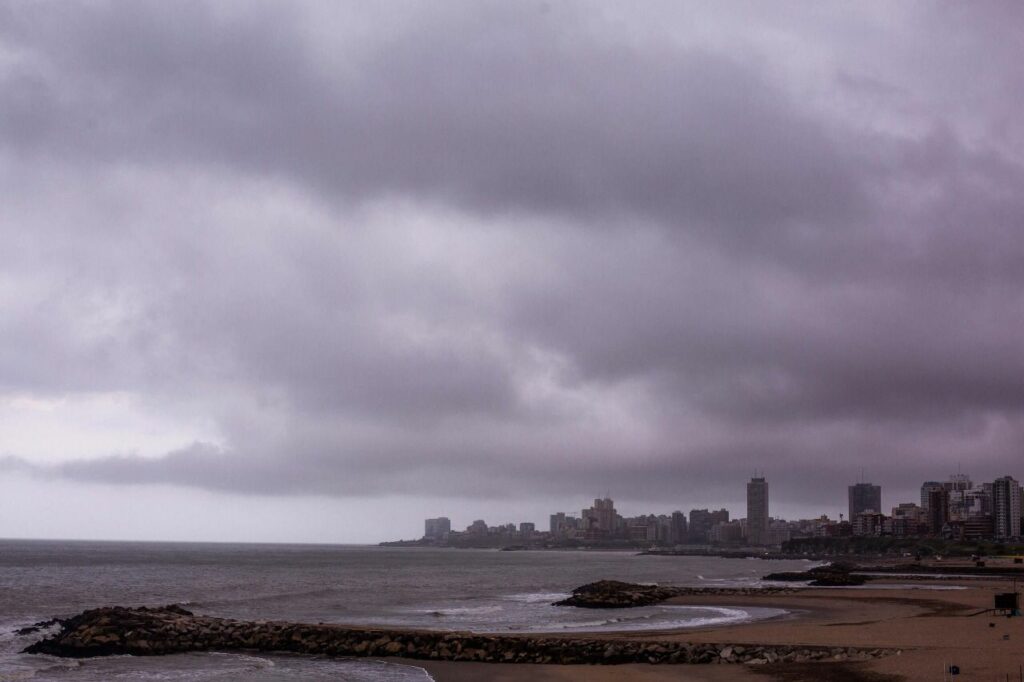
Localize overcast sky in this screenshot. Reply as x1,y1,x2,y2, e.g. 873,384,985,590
1,1,1022,543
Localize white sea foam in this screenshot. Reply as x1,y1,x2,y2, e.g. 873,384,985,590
504,592,569,603
830,583,966,591
540,605,771,632
412,605,505,616
500,604,787,634
6,653,435,681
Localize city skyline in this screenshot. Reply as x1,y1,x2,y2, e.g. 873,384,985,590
414,470,1024,544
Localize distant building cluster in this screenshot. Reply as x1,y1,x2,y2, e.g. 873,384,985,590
419,472,1024,548
842,474,1021,542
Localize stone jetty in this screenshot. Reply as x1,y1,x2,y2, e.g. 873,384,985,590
22,604,899,665
552,580,798,608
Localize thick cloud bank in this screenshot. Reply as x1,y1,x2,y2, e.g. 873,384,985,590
1,2,1022,524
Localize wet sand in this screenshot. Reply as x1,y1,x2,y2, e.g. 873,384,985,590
417,661,745,681
414,571,1024,682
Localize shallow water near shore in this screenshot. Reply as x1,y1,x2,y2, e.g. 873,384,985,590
0,540,810,680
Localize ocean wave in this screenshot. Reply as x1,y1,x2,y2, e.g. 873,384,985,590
411,605,505,616
550,619,613,630
595,606,756,631
0,652,435,681
516,605,779,634
190,586,343,610
828,583,966,591
206,651,276,668
503,592,569,603
661,605,749,619
0,654,82,681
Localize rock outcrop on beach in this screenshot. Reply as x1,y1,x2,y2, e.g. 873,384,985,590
552,580,798,608
762,562,868,586
23,605,899,666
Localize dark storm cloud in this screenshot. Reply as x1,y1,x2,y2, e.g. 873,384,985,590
1,1,1023,517
0,1,868,237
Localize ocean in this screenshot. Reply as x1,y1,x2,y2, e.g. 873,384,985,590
0,540,812,681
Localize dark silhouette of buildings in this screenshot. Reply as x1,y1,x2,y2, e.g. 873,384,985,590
927,488,949,535
688,508,729,543
746,477,769,545
424,517,451,539
848,482,882,520
993,476,1022,539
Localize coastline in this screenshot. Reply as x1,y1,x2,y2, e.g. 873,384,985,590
418,574,1022,682
18,557,1024,682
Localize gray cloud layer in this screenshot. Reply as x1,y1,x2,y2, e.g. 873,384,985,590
2,1,1023,516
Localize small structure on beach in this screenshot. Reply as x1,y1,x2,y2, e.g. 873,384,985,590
993,592,1020,616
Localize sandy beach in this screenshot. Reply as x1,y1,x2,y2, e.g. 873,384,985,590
416,566,1024,682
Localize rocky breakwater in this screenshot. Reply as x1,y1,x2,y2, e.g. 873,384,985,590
22,604,899,666
762,562,868,587
552,580,798,608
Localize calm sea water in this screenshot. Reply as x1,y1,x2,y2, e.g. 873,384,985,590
0,540,812,681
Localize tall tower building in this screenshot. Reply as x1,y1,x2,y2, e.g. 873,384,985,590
582,497,618,536
927,488,949,536
848,482,882,520
920,481,943,510
993,476,1022,539
945,473,972,492
746,477,769,545
670,511,688,544
424,517,451,539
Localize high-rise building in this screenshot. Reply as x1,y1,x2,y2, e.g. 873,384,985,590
767,519,792,546
944,474,973,519
963,515,994,541
710,520,744,544
848,482,882,520
891,503,925,537
688,508,729,543
927,488,949,536
993,476,1022,539
920,481,944,510
746,477,769,545
424,517,451,539
670,511,688,544
945,473,972,492
963,487,993,518
549,512,580,537
582,497,618,536
852,511,886,537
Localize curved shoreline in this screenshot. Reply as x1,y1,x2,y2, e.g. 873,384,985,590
380,603,793,636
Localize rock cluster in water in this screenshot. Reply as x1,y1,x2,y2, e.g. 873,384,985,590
552,580,798,608
20,605,900,666
14,618,63,636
